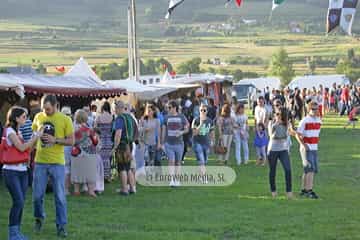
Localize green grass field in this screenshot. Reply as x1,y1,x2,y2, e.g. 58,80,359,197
1,113,359,240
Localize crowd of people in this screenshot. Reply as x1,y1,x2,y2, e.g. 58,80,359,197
0,82,359,239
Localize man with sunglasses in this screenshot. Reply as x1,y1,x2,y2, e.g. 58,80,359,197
296,101,322,199
162,100,189,187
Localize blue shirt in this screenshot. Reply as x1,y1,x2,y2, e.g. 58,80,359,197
114,116,126,140
19,119,33,143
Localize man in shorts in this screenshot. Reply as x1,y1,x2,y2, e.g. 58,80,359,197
296,101,322,199
112,101,136,196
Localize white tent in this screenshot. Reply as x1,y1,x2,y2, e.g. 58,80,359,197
107,79,176,100
236,77,281,92
65,57,103,84
162,71,233,85
0,74,124,97
155,70,200,89
0,76,24,98
288,75,350,90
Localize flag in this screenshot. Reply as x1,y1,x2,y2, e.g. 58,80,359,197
226,0,242,7
165,0,185,19
327,0,358,35
272,0,285,10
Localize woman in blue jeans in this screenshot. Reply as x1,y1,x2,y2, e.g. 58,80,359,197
2,106,42,240
192,104,215,182
267,107,293,199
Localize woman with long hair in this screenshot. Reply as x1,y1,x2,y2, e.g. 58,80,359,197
3,106,42,240
140,104,161,167
217,104,235,165
233,103,249,165
267,107,293,199
94,101,113,182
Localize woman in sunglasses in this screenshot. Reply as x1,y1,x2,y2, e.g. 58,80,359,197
2,107,43,240
267,107,293,199
192,104,215,181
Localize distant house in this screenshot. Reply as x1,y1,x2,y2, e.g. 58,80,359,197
6,66,37,74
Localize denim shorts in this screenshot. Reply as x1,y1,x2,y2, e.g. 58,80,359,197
304,150,319,174
164,143,184,163
193,143,210,165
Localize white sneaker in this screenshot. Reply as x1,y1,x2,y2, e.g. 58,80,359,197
169,180,175,187
174,180,181,187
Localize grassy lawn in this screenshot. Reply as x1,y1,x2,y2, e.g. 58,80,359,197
1,113,359,240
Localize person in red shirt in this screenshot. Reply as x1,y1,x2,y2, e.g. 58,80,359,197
340,85,350,116
344,106,359,129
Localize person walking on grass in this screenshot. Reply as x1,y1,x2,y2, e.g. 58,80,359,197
32,95,74,238
162,100,189,187
70,110,98,198
3,107,43,240
217,104,235,165
233,103,249,166
112,101,136,196
296,101,322,199
267,107,293,199
192,104,215,183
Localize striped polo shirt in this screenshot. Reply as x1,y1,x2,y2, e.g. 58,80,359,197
297,116,322,151
19,119,33,143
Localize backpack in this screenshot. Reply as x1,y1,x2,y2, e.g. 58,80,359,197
117,113,138,145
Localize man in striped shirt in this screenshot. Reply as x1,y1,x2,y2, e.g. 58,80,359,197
296,101,322,199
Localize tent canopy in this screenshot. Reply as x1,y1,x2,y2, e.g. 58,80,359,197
65,57,103,84
0,76,24,98
159,71,232,86
107,79,176,100
288,75,350,90
0,74,124,98
235,77,281,92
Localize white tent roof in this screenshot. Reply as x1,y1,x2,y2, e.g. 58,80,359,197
288,75,350,90
0,74,124,97
65,57,103,84
0,76,24,98
155,70,200,89
235,77,281,92
107,79,176,100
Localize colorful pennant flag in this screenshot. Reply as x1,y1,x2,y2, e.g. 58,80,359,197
327,0,358,35
272,0,286,10
226,0,242,7
165,0,185,19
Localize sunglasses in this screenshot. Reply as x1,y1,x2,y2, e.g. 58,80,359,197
200,109,207,113
275,104,280,107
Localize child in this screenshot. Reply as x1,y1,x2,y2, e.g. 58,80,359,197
254,123,268,166
344,106,360,129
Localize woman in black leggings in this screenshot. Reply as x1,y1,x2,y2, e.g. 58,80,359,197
267,107,293,199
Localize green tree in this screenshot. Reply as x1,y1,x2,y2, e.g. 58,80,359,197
156,58,173,73
0,68,8,73
306,57,316,75
232,69,243,82
36,64,47,74
269,48,295,87
177,57,202,74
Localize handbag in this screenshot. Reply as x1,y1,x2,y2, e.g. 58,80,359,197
214,139,227,155
0,128,30,165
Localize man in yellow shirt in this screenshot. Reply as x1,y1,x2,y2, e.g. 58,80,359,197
32,95,74,238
